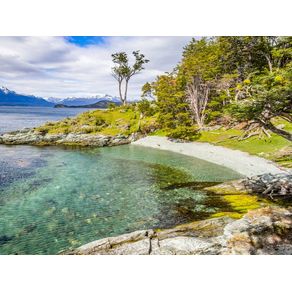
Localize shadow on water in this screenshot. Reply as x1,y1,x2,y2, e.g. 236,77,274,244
153,180,235,228
161,181,222,190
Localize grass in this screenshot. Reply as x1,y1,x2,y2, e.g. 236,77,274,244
196,124,291,167
37,107,142,136
197,128,290,156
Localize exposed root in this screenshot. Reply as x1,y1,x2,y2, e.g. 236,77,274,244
237,122,272,141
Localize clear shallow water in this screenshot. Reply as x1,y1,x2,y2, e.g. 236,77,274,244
0,106,243,254
0,106,92,134
0,144,242,254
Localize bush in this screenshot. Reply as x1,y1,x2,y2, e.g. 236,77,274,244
137,99,155,117
167,126,200,141
139,120,159,134
94,117,107,126
108,102,117,109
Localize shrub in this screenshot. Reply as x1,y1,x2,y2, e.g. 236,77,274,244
167,126,200,141
94,117,107,126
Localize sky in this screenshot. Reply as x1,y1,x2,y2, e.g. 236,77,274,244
0,36,192,100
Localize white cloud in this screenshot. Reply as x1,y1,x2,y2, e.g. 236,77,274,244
0,36,191,99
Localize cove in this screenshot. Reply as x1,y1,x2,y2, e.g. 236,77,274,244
0,144,243,254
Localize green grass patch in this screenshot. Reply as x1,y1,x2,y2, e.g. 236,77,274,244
197,127,291,166
36,107,142,136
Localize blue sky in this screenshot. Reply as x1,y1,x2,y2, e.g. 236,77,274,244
66,36,106,47
0,36,191,99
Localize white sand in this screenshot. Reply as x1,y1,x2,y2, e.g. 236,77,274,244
132,136,286,177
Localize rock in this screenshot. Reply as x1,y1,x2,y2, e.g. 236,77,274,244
276,124,285,130
65,206,292,255
0,129,140,147
222,206,292,255
201,125,222,131
206,173,292,198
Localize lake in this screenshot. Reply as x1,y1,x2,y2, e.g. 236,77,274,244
0,106,242,254
0,106,93,134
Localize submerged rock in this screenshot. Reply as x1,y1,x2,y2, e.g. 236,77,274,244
0,129,140,147
65,206,292,255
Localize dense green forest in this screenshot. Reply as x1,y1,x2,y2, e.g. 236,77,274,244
144,36,291,141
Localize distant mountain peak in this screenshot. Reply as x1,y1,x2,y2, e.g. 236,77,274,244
0,86,121,107
0,86,54,107
0,86,13,94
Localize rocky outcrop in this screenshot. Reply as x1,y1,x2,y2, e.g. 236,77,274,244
66,206,292,255
206,173,292,198
0,129,140,147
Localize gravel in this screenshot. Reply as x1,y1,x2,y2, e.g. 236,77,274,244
132,136,287,177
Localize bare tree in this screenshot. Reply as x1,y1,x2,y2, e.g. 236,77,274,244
186,76,211,129
111,51,149,105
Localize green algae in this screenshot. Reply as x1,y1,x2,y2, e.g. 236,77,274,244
209,194,271,220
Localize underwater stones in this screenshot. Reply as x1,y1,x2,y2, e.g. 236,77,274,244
0,235,14,245
68,206,292,255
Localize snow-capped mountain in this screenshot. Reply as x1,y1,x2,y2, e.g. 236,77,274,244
0,86,54,107
0,86,121,107
47,94,121,106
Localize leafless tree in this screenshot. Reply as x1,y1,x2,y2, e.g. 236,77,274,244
186,76,211,129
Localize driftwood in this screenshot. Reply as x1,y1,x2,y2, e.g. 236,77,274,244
244,173,292,199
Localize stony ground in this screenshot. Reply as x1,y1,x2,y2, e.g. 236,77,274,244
66,206,292,255
133,136,287,176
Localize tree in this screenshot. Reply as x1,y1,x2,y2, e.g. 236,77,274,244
179,38,222,127
141,82,154,99
153,73,191,129
229,69,292,141
111,51,149,105
186,75,211,128
150,36,291,141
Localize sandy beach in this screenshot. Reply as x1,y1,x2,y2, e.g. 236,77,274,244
132,136,286,177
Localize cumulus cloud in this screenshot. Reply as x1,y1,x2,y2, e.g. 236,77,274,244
0,36,191,99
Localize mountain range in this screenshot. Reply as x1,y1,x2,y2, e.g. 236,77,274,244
48,94,121,106
0,86,54,107
0,86,120,107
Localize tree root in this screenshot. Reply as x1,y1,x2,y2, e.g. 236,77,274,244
237,122,272,141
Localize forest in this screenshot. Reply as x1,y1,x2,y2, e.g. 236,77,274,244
140,37,292,142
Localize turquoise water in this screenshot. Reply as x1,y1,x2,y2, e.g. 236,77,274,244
0,144,242,254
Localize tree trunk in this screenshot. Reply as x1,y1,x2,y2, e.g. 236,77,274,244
261,120,292,141
118,81,124,104
281,113,292,123
264,54,273,72
123,79,129,105
186,76,210,129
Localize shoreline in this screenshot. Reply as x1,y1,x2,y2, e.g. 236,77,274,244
0,129,288,177
132,136,287,177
